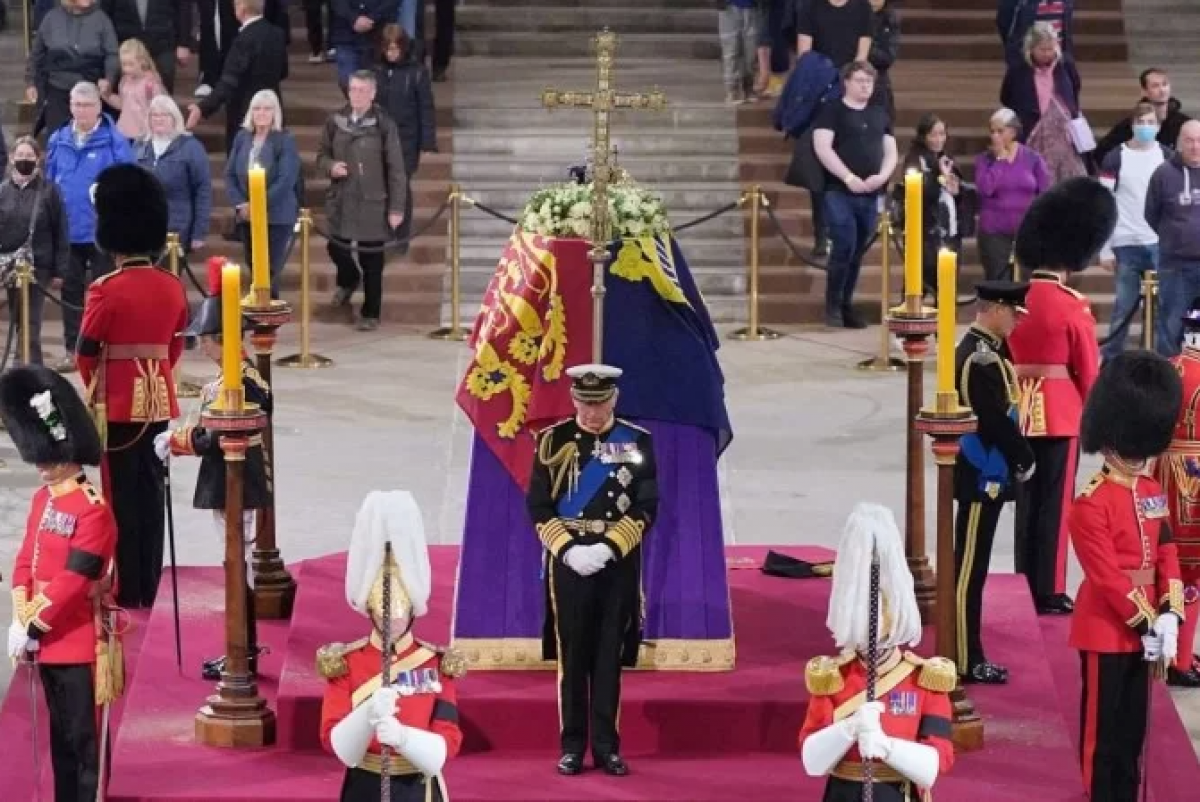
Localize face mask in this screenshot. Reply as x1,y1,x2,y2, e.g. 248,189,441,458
13,160,36,176
1133,124,1159,144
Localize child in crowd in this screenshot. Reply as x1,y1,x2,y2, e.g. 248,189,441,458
105,39,165,141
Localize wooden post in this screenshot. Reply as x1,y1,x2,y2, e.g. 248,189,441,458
242,302,295,619
914,407,984,752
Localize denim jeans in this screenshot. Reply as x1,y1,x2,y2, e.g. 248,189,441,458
397,0,418,38
823,190,879,315
335,42,372,90
1102,244,1161,361
1157,259,1200,357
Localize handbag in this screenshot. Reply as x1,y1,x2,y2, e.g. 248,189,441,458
0,179,44,288
1068,115,1096,154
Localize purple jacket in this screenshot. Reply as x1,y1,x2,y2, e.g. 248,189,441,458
974,145,1051,236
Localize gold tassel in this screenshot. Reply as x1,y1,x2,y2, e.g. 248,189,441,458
92,402,108,450
94,637,125,706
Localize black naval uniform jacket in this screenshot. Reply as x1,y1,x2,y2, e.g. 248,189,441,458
168,359,273,510
527,417,659,667
954,325,1035,503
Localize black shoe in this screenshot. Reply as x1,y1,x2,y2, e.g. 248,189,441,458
201,646,268,680
1035,594,1075,615
841,308,868,329
963,661,1008,685
824,312,844,329
432,68,448,83
811,238,829,258
596,753,629,776
1167,664,1200,688
331,287,353,307
556,753,584,776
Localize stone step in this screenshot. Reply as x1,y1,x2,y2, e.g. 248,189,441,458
454,131,736,157
457,213,743,239
475,0,715,7
453,154,741,182
457,32,721,60
458,5,716,34
450,183,744,212
901,9,1124,37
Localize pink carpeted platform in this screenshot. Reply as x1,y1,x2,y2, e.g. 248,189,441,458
1,546,1197,801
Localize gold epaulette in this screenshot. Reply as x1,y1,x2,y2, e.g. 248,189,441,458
805,653,854,696
616,418,650,434
1080,471,1106,498
316,636,369,680
420,640,468,679
905,653,957,693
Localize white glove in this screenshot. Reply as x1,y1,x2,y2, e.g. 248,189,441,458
800,718,857,777
858,729,893,761
1017,463,1036,483
1142,633,1163,662
371,687,399,722
1155,614,1181,663
854,701,884,735
153,431,172,463
579,543,614,574
374,717,407,750
7,621,28,659
562,547,594,576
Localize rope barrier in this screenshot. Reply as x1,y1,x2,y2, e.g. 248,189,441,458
1096,294,1146,348
307,198,453,255
0,312,16,373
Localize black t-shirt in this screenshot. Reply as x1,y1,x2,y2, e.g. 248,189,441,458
797,0,872,68
813,99,890,194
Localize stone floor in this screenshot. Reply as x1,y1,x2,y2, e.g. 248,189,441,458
0,320,1196,756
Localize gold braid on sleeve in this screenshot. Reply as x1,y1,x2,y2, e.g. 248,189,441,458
537,435,580,500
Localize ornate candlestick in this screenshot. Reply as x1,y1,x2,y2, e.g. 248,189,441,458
194,391,276,747
914,391,983,753
242,293,296,619
887,298,939,623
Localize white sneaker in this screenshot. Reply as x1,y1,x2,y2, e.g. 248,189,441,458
307,53,324,64
194,84,212,98
325,48,337,61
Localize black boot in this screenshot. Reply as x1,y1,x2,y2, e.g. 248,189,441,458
201,646,268,681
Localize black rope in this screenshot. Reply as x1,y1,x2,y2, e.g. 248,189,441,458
1096,294,1146,348
34,283,84,312
761,199,829,272
178,257,212,298
309,198,452,254
467,199,520,226
674,201,741,232
0,312,16,372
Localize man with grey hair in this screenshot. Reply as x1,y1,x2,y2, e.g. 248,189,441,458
186,0,287,154
317,69,407,331
43,80,134,371
1145,119,1200,355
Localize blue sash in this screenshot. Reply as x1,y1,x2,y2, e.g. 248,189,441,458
959,408,1018,496
555,423,639,519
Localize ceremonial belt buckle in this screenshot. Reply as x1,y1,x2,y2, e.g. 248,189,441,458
564,519,608,535
830,759,907,784
1125,568,1156,585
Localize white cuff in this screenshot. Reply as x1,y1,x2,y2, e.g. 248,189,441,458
801,720,856,777
395,726,448,776
883,739,940,788
330,699,377,769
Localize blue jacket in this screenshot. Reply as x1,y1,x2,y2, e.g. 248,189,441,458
135,134,213,246
45,114,135,244
330,0,399,47
226,129,301,226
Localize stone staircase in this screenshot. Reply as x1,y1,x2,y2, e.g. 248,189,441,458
450,0,746,324
741,0,1141,326
1123,0,1200,113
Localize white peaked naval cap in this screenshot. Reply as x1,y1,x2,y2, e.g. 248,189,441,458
345,490,432,619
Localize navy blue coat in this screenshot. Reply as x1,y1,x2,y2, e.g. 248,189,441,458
996,0,1075,69
329,0,399,48
135,134,213,245
226,129,301,227
999,59,1081,143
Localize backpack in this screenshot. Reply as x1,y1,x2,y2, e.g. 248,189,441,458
773,51,843,139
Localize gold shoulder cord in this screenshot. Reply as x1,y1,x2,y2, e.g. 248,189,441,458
537,433,580,500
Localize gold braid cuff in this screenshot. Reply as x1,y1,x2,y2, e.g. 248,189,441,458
1126,588,1156,629
1162,579,1186,619
11,588,30,628
605,517,645,558
536,520,574,557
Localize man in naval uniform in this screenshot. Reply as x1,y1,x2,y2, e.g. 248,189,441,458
526,363,659,777
953,280,1037,685
1153,297,1200,687
154,257,272,681
1070,350,1185,800
4,365,120,802
319,491,466,802
799,503,956,801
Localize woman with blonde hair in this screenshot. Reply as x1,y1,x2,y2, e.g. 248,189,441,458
104,38,164,140
135,95,212,263
226,89,301,299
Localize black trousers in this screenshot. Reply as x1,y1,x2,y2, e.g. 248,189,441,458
40,85,73,138
977,232,1015,281
549,555,638,759
430,0,455,72
1014,437,1076,601
329,240,385,320
62,245,113,356
822,777,911,802
1079,651,1149,802
197,0,237,86
340,767,444,801
303,0,328,55
151,46,178,95
108,421,169,609
954,497,1004,671
39,663,100,802
396,152,419,250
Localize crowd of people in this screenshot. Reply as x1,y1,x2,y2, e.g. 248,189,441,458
4,0,447,367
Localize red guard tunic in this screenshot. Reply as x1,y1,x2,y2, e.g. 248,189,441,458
1068,465,1185,654
798,651,956,802
76,264,189,425
10,474,118,664
319,632,464,800
1008,272,1100,438
1156,347,1200,666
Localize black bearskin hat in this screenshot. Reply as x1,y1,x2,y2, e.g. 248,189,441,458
1081,350,1181,460
93,164,168,256
0,366,102,466
1014,177,1117,274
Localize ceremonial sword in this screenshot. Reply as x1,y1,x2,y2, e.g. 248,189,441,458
163,462,183,674
96,608,118,802
862,547,881,802
380,541,394,802
27,654,43,802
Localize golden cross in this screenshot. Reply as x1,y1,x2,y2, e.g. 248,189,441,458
541,29,667,361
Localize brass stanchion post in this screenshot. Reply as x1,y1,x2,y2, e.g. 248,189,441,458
168,234,203,398
15,258,33,366
730,186,782,341
1141,270,1158,350
277,209,333,368
857,206,904,371
914,392,984,752
429,185,469,341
